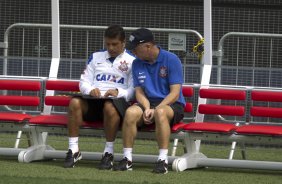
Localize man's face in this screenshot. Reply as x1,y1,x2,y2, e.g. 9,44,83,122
105,37,125,57
132,43,150,60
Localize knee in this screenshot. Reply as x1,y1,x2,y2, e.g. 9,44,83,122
154,108,169,125
154,108,166,119
103,101,117,116
69,98,83,112
123,107,141,125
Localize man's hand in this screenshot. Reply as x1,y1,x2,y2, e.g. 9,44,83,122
143,109,154,124
104,88,118,97
90,88,101,97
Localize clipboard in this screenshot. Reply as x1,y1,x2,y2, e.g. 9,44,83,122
62,92,117,100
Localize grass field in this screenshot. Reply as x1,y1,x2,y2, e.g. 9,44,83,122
1,133,282,184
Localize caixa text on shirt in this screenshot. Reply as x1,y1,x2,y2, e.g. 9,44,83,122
96,74,125,84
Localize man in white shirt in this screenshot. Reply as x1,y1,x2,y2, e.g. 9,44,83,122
64,25,135,169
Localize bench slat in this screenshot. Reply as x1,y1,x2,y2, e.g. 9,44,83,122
199,104,245,116
200,88,246,100
0,112,32,122
251,106,282,118
45,96,72,106
183,122,236,133
0,80,41,91
46,80,79,91
28,114,104,128
235,125,282,136
0,96,40,106
252,91,282,102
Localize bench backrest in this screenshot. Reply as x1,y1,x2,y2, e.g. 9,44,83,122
45,80,80,107
198,88,246,122
251,90,282,123
0,79,41,107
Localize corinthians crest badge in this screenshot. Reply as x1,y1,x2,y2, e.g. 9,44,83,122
159,66,168,78
118,61,129,72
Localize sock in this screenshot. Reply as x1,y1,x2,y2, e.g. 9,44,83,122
68,137,79,153
158,149,168,164
103,141,114,155
123,148,133,162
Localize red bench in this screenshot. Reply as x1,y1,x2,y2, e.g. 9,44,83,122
235,90,282,136
183,88,246,133
173,87,282,172
0,78,42,157
17,79,194,163
0,79,42,123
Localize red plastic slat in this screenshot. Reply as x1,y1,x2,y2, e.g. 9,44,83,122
183,122,236,133
184,102,193,113
45,96,72,106
0,96,40,106
252,91,282,102
46,80,80,91
28,114,104,128
0,80,41,91
200,88,246,100
171,122,187,132
0,112,32,122
235,125,282,136
182,86,193,97
251,106,282,118
199,104,245,116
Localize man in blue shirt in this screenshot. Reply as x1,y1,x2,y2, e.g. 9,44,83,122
114,28,185,174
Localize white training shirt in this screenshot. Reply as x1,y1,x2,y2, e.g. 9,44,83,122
79,49,135,102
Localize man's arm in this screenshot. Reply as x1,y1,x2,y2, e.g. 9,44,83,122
135,86,155,124
135,86,150,110
79,54,96,95
155,84,181,108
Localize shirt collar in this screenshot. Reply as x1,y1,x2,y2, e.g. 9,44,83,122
105,49,125,60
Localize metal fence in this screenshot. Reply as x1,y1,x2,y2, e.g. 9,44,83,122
1,23,203,83
211,32,282,88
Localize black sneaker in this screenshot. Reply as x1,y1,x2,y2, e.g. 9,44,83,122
113,157,133,171
152,160,168,174
98,152,114,170
64,149,82,168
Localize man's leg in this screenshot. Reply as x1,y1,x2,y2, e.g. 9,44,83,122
153,105,174,174
114,105,143,171
99,100,120,170
64,97,87,168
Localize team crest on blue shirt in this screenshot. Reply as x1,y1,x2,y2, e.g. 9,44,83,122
159,66,168,78
118,61,129,72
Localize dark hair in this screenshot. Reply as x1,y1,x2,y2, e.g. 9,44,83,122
104,25,125,41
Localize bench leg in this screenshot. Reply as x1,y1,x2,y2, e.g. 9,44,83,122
18,127,55,163
240,143,247,160
171,138,179,156
228,141,237,160
172,133,207,172
18,144,55,163
14,131,22,148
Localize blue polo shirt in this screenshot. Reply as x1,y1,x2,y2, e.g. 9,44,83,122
132,48,185,106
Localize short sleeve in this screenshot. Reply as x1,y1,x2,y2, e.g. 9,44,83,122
168,55,183,84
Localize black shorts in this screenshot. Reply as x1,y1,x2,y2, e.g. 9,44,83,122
83,98,130,122
137,101,184,126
